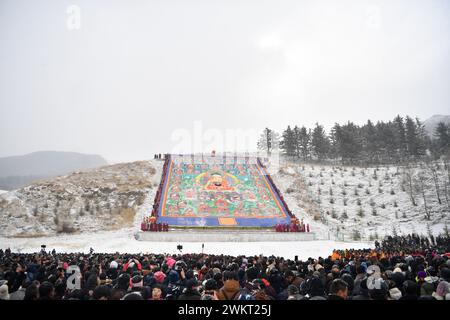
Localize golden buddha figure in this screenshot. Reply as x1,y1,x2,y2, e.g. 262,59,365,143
196,171,239,192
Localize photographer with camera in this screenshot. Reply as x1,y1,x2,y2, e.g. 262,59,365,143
166,260,187,300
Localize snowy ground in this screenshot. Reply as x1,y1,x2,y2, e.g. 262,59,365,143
0,228,372,259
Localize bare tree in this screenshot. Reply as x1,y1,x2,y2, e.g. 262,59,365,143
444,177,450,211
444,224,450,237
426,160,441,205
426,223,433,239
445,159,450,184
417,172,431,220
444,160,450,210
404,164,417,206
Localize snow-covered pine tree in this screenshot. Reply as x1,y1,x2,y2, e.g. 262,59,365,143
300,126,312,160
280,125,297,159
433,122,450,156
257,127,279,156
311,123,330,161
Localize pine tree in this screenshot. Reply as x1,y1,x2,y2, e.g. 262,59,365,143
377,121,398,163
311,123,330,161
256,115,440,165
393,115,407,161
405,116,426,159
415,118,428,157
297,126,311,160
329,124,339,160
352,229,362,240
280,125,297,158
332,122,363,164
434,122,450,156
362,120,379,163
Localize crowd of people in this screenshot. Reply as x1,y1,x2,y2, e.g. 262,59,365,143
153,154,165,160
274,223,310,233
140,217,169,232
0,234,449,301
376,233,450,254
274,218,310,232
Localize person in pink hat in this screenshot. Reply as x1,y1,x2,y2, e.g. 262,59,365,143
154,271,166,284
166,256,176,269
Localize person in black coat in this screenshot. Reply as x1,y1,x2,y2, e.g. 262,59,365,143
38,281,55,300
328,279,348,300
352,278,371,300
178,279,201,300
399,280,419,300
306,276,326,299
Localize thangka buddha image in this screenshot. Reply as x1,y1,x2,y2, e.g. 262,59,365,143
196,171,239,192
204,173,233,191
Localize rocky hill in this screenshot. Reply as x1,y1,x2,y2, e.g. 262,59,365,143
0,161,162,237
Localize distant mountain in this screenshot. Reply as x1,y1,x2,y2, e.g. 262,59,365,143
0,151,108,190
423,114,450,137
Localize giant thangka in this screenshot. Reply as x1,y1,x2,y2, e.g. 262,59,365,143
156,155,291,227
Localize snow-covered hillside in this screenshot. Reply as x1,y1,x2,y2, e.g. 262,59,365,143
1,156,448,246
272,160,450,241
0,160,162,237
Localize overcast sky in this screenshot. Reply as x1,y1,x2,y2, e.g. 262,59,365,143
1,0,449,162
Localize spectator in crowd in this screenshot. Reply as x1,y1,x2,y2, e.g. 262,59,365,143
24,283,39,300
38,281,55,300
216,271,242,300
0,280,10,300
150,285,164,300
328,279,348,300
9,279,30,300
178,278,201,300
286,284,303,300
